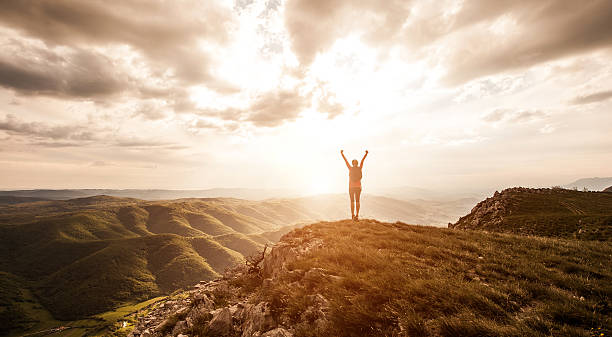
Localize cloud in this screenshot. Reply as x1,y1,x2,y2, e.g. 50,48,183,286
482,108,546,124
0,44,129,98
0,114,99,141
89,161,115,167
132,102,169,121
571,90,612,105
439,1,612,84
0,114,183,148
284,0,612,84
247,90,310,127
284,0,411,64
190,88,311,128
113,139,176,148
316,91,344,119
0,0,232,86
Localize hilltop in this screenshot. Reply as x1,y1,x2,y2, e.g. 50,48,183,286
449,187,612,240
604,186,612,193
127,220,611,337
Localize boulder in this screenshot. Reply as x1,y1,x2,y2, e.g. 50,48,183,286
241,302,276,337
263,237,323,279
208,307,232,336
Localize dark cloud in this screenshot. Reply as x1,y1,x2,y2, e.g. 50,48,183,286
0,114,98,141
30,141,82,148
284,0,612,84
246,90,309,126
0,114,182,148
0,0,233,97
190,89,312,128
0,44,128,98
443,1,612,84
113,139,176,148
571,90,612,105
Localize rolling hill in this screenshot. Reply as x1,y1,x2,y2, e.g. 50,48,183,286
449,187,612,240
0,193,455,335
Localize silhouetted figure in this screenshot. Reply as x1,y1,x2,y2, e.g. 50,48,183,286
341,150,368,221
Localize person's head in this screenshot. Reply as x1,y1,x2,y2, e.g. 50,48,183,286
351,159,358,167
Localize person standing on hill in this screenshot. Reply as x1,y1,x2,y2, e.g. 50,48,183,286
341,149,368,221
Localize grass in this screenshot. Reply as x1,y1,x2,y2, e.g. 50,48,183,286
258,220,611,337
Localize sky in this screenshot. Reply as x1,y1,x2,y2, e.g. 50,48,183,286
0,0,611,194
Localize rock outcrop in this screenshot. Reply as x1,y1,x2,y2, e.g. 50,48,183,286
129,225,331,337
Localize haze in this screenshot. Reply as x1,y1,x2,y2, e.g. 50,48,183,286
1,0,611,194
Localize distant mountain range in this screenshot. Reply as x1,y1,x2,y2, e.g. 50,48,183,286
562,177,612,191
0,188,300,201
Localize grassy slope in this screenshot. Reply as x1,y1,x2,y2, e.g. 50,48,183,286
261,220,611,337
451,188,612,240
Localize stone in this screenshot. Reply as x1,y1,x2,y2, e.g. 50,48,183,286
208,307,232,336
172,320,189,335
230,302,246,316
241,302,276,337
262,278,273,289
261,327,293,337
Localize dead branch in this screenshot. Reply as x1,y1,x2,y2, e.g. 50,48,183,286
245,244,268,274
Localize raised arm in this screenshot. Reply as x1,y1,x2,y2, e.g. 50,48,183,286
341,150,350,169
360,150,368,168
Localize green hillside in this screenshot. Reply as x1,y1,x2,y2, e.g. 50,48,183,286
449,187,612,240
0,196,281,335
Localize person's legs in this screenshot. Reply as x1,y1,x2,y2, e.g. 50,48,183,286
349,189,355,218
355,188,361,219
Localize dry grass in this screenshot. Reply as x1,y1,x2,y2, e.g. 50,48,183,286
261,220,611,337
